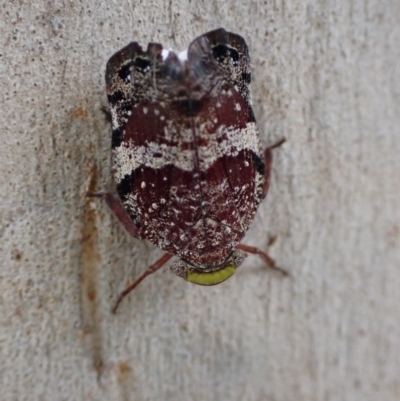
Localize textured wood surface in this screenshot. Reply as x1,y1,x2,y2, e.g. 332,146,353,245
1,1,399,401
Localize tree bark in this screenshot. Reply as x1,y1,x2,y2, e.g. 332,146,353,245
1,1,399,400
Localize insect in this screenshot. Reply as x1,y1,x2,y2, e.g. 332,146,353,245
96,28,286,312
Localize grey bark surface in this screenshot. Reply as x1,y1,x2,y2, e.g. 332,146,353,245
1,1,399,401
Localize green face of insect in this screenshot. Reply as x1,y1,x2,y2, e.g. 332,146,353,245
170,250,247,286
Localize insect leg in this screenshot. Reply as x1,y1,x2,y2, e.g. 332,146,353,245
87,192,140,239
235,243,288,275
112,253,173,313
262,137,286,198
268,137,286,150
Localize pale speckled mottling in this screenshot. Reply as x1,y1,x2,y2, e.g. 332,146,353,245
112,122,260,181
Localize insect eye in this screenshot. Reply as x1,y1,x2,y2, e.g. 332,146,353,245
212,44,239,66
134,58,151,74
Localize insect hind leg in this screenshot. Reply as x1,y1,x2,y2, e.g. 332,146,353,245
235,243,288,276
112,253,173,313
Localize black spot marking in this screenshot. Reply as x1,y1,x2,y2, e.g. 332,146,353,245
212,45,239,65
242,71,251,84
108,90,125,105
117,174,133,202
251,152,265,176
119,101,133,115
134,57,151,74
118,62,133,83
247,106,256,123
112,126,124,148
117,174,141,227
